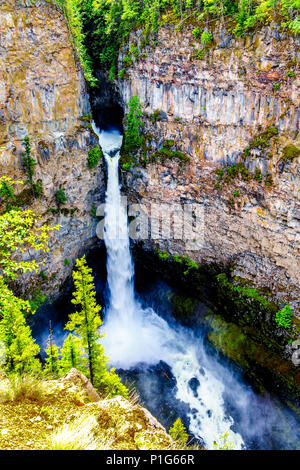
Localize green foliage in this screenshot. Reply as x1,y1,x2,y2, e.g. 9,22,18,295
0,278,41,374
156,248,171,261
286,70,295,78
44,343,60,376
282,144,300,162
57,0,97,86
22,136,43,198
66,256,106,386
241,126,278,160
151,109,162,123
0,177,18,212
264,172,273,187
22,136,36,185
273,82,281,90
91,203,97,218
0,202,59,280
0,180,58,375
55,188,67,208
191,48,206,60
275,305,293,329
64,258,71,266
155,249,198,276
60,333,83,373
57,0,299,83
216,273,277,312
192,27,201,38
29,290,46,311
254,167,262,182
123,96,143,155
64,256,128,398
213,431,235,450
149,139,190,166
169,418,189,445
87,146,103,168
201,31,213,44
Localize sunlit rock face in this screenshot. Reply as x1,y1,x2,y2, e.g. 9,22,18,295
0,0,104,295
119,25,300,315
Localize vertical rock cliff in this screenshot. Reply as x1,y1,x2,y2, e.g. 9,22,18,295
118,24,300,314
0,0,103,295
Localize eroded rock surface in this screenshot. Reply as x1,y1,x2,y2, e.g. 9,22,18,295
119,25,300,314
0,0,104,296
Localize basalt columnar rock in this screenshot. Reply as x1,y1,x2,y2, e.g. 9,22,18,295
118,24,300,315
0,0,104,296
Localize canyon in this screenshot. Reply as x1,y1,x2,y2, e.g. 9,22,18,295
0,0,300,449
119,24,300,315
1,1,298,316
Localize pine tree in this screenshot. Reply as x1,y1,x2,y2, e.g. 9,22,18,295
22,136,36,189
66,256,108,386
123,96,143,155
44,321,60,376
169,418,189,445
0,278,41,374
60,333,84,373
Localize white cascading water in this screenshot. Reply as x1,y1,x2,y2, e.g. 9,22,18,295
93,123,244,450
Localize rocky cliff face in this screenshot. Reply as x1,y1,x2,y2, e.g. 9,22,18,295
0,0,104,296
119,24,300,314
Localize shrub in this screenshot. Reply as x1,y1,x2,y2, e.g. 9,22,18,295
91,203,97,218
254,168,262,182
64,258,70,266
151,109,162,123
286,71,295,78
282,145,300,162
48,415,102,450
8,374,47,402
87,146,102,169
55,188,67,207
275,305,293,329
201,31,213,45
264,173,273,187
192,27,201,39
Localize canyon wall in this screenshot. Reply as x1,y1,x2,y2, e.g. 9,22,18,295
118,24,300,315
0,0,104,296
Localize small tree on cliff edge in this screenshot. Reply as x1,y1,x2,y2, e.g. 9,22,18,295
65,256,108,386
123,95,143,155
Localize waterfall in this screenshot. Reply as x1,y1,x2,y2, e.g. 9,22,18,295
93,123,244,450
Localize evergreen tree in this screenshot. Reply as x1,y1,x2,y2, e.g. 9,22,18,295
0,278,41,374
66,256,108,386
65,256,129,397
123,96,143,155
44,321,60,375
60,333,83,373
0,178,17,212
169,418,189,445
44,343,60,376
22,136,36,190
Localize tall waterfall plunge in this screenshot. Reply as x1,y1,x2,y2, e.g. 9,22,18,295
93,123,244,450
